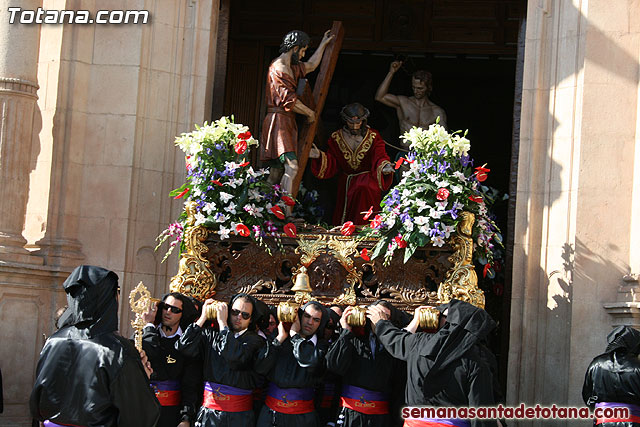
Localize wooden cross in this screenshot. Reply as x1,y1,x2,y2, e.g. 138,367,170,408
291,20,344,199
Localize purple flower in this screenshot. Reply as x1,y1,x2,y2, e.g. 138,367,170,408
400,209,411,223
460,155,472,167
438,161,450,173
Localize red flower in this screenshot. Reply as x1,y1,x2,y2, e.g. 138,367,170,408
370,214,383,229
211,180,223,186
270,206,285,220
436,188,450,201
236,223,250,237
361,206,373,220
239,161,250,167
238,131,252,140
341,221,355,236
475,165,490,182
283,222,297,238
360,248,370,261
185,155,192,170
234,140,247,154
394,157,405,169
173,188,189,199
469,195,483,203
483,263,492,278
281,196,296,206
393,235,407,248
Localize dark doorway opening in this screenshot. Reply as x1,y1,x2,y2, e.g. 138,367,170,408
219,0,526,398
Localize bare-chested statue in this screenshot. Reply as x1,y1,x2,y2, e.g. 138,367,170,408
260,29,334,215
375,60,447,152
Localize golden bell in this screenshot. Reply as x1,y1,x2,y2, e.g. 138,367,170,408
277,301,299,323
346,306,367,327
291,266,312,293
418,306,440,330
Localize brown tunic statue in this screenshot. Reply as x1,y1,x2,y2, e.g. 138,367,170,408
260,29,334,215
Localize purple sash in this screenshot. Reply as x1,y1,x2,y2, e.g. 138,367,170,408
404,418,471,427
204,381,252,396
267,382,315,401
44,422,81,427
595,402,640,417
150,379,181,391
342,384,388,402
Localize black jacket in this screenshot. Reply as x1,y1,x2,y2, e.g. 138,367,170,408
583,326,640,427
376,299,498,427
29,265,160,427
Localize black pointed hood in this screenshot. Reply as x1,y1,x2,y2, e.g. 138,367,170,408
420,299,496,388
605,326,640,355
56,265,119,337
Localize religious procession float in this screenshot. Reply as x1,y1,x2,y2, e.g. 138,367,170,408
151,21,504,328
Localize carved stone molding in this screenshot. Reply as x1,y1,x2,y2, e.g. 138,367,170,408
0,77,39,98
604,274,640,328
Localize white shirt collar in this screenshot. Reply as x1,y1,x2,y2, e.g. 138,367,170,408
306,334,318,346
234,328,248,338
159,325,182,338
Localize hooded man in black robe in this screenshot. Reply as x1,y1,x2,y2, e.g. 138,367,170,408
368,299,498,427
142,292,202,427
582,325,640,426
176,293,267,427
29,265,160,427
326,301,409,427
256,300,329,427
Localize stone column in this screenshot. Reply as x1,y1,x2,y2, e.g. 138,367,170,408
0,0,43,264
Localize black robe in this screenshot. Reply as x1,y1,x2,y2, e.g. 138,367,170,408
256,334,328,427
143,325,202,427
326,328,400,427
375,299,497,427
29,265,160,427
583,326,640,427
176,323,266,427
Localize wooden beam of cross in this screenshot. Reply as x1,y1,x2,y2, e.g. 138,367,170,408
292,20,344,199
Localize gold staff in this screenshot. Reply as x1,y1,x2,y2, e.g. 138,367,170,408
129,282,160,351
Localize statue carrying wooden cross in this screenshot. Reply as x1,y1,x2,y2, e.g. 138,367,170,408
260,21,344,216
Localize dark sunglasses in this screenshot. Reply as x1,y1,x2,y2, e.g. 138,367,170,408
230,308,251,320
162,303,183,314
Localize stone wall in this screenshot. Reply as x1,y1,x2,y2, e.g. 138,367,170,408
0,1,219,424
508,1,640,424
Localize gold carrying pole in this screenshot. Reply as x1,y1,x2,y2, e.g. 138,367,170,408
129,281,154,351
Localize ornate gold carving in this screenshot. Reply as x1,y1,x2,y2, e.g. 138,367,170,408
129,281,152,351
169,201,482,311
332,128,375,170
437,212,485,308
170,201,217,300
382,286,430,305
326,237,361,306
295,237,326,267
236,279,276,296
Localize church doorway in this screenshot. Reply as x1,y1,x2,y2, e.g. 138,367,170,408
216,0,527,392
